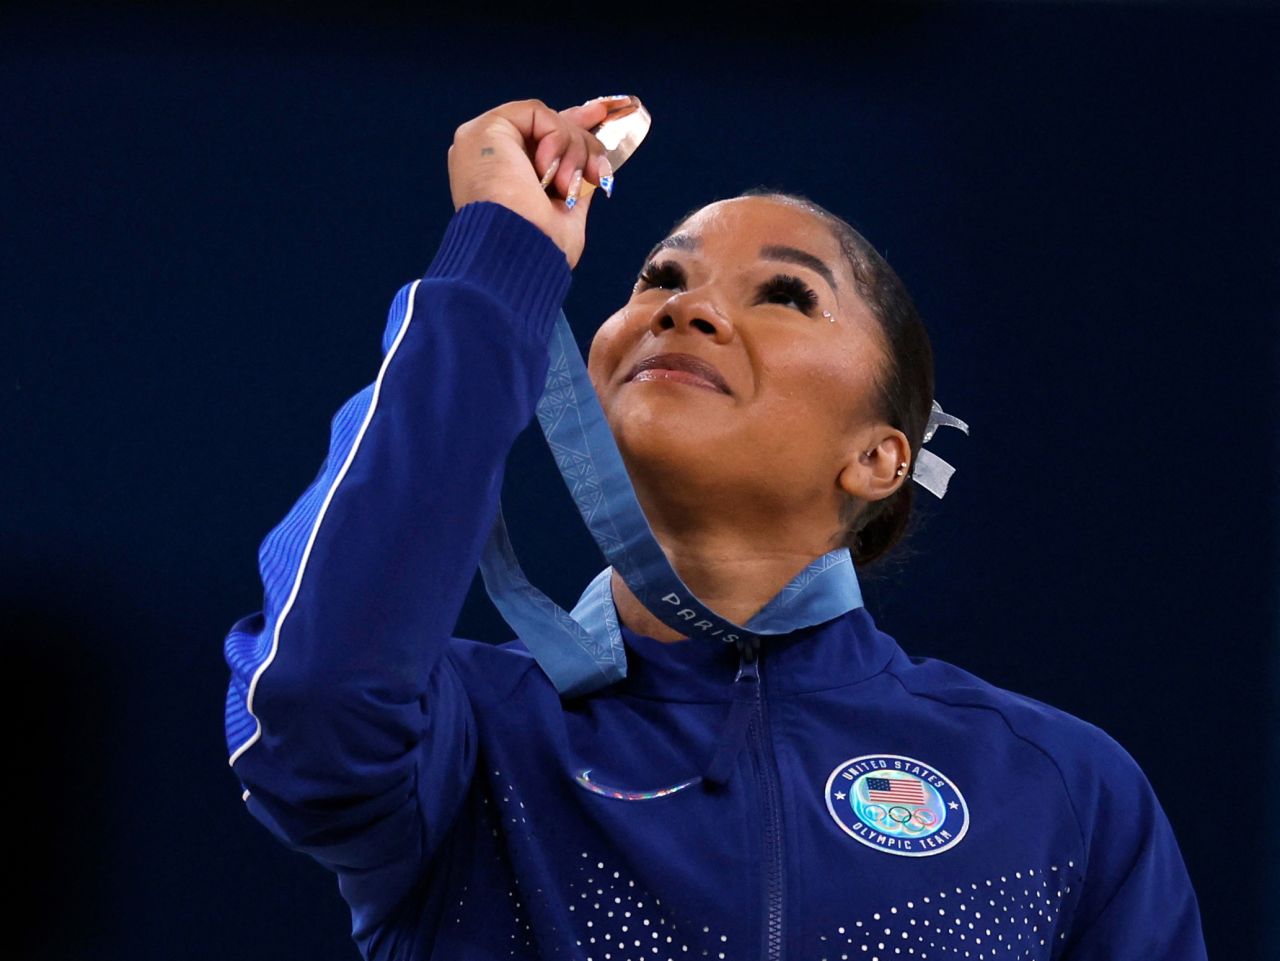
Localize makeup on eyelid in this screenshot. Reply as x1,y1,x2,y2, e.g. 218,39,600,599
634,260,821,316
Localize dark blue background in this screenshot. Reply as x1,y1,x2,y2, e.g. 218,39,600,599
3,3,1276,958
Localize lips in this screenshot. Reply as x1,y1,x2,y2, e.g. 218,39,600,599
624,352,731,394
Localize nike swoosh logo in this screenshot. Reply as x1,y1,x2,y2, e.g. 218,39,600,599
573,768,699,801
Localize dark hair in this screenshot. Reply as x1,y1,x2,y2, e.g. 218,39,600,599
666,189,936,568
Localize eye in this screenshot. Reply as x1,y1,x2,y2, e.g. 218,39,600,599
635,260,685,291
758,273,819,315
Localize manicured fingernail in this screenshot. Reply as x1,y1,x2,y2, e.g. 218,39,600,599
585,94,632,105
565,168,583,209
539,156,561,190
597,156,614,199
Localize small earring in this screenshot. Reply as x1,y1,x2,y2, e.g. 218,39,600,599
894,462,907,477
822,310,835,323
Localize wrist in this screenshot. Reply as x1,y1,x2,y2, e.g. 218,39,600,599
424,201,573,343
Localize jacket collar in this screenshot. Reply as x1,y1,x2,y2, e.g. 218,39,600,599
614,599,903,703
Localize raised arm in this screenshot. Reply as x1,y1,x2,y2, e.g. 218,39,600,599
221,98,613,911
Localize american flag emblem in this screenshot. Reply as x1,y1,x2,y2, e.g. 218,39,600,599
826,755,968,857
865,776,927,806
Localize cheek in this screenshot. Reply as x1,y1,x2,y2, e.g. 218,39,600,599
587,308,639,390
759,341,881,434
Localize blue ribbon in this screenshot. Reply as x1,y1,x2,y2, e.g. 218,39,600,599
479,311,863,697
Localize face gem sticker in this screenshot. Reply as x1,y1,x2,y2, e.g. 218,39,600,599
825,754,969,857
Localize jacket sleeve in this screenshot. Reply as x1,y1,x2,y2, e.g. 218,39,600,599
221,201,571,909
1060,731,1207,960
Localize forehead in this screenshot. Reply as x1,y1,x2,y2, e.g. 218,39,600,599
673,197,840,256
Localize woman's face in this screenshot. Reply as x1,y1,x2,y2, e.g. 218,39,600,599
588,196,901,525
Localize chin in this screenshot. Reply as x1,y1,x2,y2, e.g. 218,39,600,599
608,398,738,482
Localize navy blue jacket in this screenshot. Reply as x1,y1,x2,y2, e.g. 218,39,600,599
223,201,1207,961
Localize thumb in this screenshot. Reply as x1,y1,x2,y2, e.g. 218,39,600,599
559,95,629,131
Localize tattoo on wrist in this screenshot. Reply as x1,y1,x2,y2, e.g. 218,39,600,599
481,147,495,156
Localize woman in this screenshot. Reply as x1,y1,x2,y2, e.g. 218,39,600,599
223,97,1207,960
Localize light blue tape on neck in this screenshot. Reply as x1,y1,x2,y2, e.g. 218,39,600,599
479,311,863,697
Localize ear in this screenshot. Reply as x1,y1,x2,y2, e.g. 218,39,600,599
837,426,911,504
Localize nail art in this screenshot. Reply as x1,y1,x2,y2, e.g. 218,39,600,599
539,156,561,190
565,168,584,209
597,156,615,199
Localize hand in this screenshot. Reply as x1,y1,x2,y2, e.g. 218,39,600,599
448,97,621,269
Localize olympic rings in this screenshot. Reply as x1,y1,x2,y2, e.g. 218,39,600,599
856,800,941,836
911,808,937,828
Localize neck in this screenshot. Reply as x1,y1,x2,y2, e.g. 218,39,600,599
605,443,852,643
610,515,844,644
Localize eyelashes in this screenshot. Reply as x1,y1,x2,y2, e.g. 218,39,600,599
634,260,820,316
635,260,684,292
759,273,820,314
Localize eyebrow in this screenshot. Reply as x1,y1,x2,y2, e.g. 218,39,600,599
643,235,838,294
644,233,698,262
759,245,838,293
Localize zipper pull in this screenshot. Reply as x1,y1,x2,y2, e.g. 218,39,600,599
702,642,761,788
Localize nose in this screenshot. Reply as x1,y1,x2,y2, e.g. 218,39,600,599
648,288,734,343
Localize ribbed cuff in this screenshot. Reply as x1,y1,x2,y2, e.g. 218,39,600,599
423,201,573,344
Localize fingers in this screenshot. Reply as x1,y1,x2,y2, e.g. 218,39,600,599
531,126,590,201
533,130,606,206
464,96,625,206
525,95,627,204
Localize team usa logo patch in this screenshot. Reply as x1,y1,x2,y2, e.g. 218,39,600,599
825,754,969,857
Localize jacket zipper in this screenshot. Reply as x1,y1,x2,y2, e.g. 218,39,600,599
742,647,785,961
